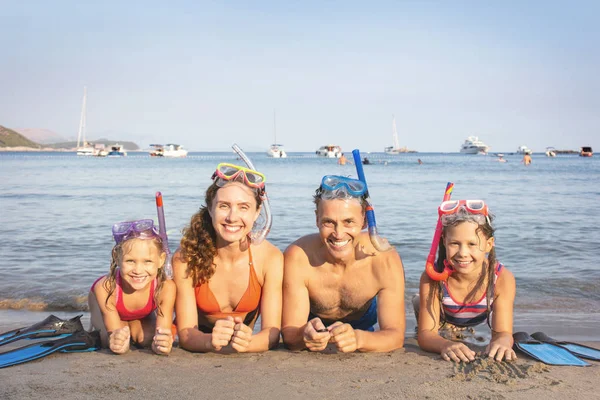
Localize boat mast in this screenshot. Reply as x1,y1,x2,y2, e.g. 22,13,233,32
76,86,87,148
392,114,399,149
273,109,277,144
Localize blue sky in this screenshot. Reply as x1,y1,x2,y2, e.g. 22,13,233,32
1,1,598,152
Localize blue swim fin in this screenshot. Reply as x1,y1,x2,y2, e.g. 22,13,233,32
513,332,589,366
0,315,84,347
0,330,100,369
531,332,600,361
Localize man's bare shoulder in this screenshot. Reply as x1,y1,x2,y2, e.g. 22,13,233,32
284,233,321,255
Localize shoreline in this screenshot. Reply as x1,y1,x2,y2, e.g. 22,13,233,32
1,324,598,399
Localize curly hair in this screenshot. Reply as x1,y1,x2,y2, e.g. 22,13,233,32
428,212,497,329
104,236,168,317
179,181,263,287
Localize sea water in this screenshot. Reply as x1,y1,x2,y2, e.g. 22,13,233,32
1,151,599,339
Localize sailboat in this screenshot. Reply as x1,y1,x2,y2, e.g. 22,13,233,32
384,115,411,154
266,110,287,158
75,86,95,156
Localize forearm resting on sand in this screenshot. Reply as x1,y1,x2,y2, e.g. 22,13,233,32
178,327,214,353
354,328,405,352
281,324,310,351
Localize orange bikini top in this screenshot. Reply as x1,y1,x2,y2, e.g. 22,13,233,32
194,246,261,320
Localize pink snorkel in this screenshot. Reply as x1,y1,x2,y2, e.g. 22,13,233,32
425,182,455,281
155,192,173,279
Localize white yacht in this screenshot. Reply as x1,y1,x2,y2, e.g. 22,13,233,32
315,144,342,158
149,144,188,158
545,147,557,157
107,144,127,157
384,115,412,154
75,86,95,156
266,144,287,158
266,110,287,158
460,136,490,154
517,145,532,154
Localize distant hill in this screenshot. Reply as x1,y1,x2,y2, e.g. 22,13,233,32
0,125,42,148
14,128,68,144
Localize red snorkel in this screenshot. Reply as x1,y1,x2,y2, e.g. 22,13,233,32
155,192,173,279
425,182,455,281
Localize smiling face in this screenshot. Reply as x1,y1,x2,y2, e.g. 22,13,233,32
119,238,166,291
209,182,261,245
442,221,494,276
316,197,365,261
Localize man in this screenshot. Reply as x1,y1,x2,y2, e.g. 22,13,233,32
282,175,405,352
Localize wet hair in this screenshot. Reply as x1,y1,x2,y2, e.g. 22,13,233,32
179,181,263,286
104,236,168,317
428,209,497,329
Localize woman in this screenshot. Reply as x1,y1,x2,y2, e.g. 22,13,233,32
173,163,283,353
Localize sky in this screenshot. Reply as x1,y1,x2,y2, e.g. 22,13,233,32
1,1,598,152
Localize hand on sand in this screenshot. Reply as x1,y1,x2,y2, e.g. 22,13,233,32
211,316,235,351
230,316,253,353
303,318,330,352
152,327,173,355
486,336,517,362
328,322,358,353
440,341,476,363
109,326,131,354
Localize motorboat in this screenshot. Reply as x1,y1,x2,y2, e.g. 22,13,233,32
545,147,557,157
580,146,593,157
517,145,532,154
316,144,342,158
267,144,287,158
107,144,127,157
460,136,490,154
149,144,188,158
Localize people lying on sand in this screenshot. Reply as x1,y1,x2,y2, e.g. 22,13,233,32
415,200,516,362
89,219,176,355
173,163,283,353
282,175,405,352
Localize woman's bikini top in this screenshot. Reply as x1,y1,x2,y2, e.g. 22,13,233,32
194,246,262,323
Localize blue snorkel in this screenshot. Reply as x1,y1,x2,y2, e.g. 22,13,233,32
155,192,173,279
232,144,272,244
352,149,392,252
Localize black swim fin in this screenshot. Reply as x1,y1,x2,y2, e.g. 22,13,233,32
531,332,600,361
0,329,100,369
0,314,84,347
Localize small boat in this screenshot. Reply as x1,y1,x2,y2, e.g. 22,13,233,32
316,144,342,158
384,115,412,154
75,87,95,156
460,136,490,154
517,145,532,154
107,144,127,157
149,144,188,158
94,144,108,157
266,110,287,158
580,146,593,157
545,147,557,157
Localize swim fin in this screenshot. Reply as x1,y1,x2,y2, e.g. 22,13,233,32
0,314,84,347
513,332,589,366
531,332,600,361
0,329,100,369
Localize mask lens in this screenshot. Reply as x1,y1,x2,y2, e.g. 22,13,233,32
112,221,133,234
440,200,459,213
467,200,485,212
133,219,154,232
219,164,241,178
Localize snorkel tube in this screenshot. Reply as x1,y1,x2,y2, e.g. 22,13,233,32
231,143,272,244
155,192,173,279
351,149,392,252
425,182,454,281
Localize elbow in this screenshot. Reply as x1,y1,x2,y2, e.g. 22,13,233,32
267,327,282,350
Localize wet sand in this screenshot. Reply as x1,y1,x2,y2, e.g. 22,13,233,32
1,323,598,400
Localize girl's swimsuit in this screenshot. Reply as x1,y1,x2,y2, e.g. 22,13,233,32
441,262,504,327
194,246,262,333
91,272,157,321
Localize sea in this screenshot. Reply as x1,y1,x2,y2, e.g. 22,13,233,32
1,150,599,340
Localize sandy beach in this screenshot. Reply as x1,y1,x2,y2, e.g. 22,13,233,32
1,326,598,400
